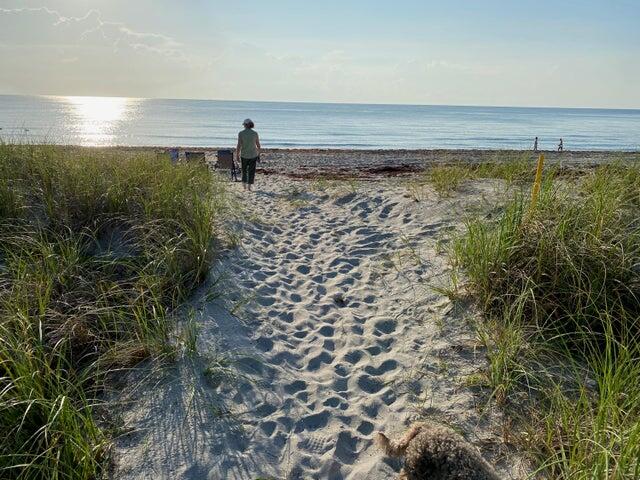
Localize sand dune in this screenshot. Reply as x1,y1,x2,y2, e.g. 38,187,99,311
112,176,528,479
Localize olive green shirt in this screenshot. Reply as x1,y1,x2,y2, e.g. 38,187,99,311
238,128,259,159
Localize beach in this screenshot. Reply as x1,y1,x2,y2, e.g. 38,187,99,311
110,171,530,479
3,2,639,478
256,148,640,177
108,147,639,479
3,145,639,480
55,145,640,177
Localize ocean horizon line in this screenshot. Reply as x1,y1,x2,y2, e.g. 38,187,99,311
1,93,639,113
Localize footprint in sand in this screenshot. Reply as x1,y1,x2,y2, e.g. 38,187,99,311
373,318,397,335
323,339,336,351
296,264,311,274
358,421,375,437
343,350,363,364
364,359,399,376
255,402,278,417
318,325,335,337
296,410,330,432
334,430,360,465
285,379,307,395
307,351,333,371
366,345,382,356
379,202,398,219
357,374,385,394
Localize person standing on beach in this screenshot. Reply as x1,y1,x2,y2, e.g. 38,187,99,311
237,118,261,191
558,138,564,152
533,136,539,152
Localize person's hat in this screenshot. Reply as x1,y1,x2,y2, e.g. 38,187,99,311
243,118,253,126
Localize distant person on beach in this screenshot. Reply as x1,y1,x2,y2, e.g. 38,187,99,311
533,136,539,152
558,138,564,152
237,118,261,191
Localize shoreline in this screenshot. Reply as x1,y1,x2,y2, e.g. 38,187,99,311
41,145,640,154
37,144,640,160
15,144,640,178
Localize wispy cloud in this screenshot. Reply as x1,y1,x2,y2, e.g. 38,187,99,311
0,6,198,97
0,6,181,57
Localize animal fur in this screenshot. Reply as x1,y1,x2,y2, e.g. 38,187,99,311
375,421,502,480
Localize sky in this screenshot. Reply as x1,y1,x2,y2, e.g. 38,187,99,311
0,0,639,108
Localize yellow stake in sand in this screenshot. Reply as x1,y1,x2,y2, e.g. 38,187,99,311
530,154,545,211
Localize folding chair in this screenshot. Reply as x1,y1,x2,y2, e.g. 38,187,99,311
184,151,206,164
168,148,179,164
215,149,238,181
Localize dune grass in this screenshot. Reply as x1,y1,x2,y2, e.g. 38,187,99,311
452,162,640,478
408,153,538,197
0,144,229,479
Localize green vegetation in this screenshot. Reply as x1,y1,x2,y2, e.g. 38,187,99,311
409,154,541,197
0,145,229,479
452,163,640,478
427,164,472,196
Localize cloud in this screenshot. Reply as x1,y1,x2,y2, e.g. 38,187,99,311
1,5,637,107
0,6,200,97
0,7,181,57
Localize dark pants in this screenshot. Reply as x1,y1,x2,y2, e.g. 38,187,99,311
241,157,258,184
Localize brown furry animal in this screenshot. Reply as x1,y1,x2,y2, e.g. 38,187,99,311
375,421,502,480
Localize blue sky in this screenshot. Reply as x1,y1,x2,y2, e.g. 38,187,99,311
1,0,638,107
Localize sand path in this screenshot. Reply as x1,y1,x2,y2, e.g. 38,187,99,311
113,176,520,479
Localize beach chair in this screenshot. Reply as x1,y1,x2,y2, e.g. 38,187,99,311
168,148,179,164
215,149,238,181
185,151,206,165
156,148,180,164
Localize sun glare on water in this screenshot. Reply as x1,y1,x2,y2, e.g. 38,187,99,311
65,96,139,146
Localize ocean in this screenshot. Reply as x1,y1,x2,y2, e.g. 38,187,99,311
1,94,639,151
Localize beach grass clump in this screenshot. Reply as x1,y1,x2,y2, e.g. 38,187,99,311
421,154,539,197
427,165,472,196
0,144,228,479
455,167,640,343
472,155,536,183
452,163,640,478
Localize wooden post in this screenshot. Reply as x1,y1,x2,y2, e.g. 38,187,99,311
530,154,545,211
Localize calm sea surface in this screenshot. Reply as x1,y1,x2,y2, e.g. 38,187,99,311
1,95,639,150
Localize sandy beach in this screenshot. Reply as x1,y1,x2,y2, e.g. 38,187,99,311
3,2,639,477
254,148,639,177
110,172,531,479
60,145,640,177
3,144,638,479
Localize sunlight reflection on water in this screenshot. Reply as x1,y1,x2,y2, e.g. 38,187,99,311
65,96,140,146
